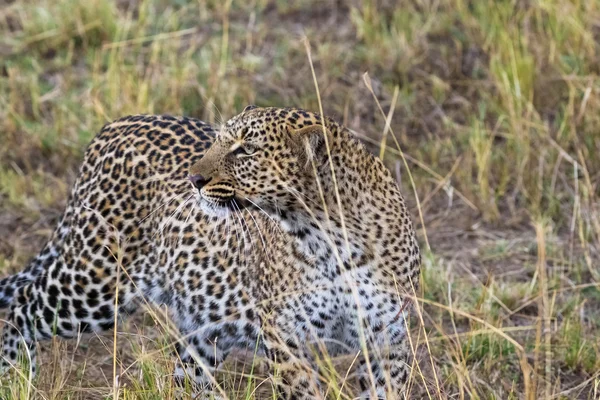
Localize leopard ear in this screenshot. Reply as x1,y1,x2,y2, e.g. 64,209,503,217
243,105,258,112
288,124,332,169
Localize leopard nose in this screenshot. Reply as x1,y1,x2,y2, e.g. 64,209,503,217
188,174,211,189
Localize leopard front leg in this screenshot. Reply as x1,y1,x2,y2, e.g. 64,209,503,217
355,335,410,399
171,318,264,399
172,331,228,399
347,311,412,399
262,331,322,399
260,303,325,400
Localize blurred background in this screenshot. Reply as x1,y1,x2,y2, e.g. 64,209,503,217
0,0,599,399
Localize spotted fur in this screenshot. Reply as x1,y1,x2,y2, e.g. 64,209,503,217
0,107,420,398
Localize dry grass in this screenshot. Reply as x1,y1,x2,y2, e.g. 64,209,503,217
0,0,599,399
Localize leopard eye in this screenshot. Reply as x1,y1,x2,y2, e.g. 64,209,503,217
232,145,257,158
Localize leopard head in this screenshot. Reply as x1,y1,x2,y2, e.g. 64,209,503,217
189,106,336,217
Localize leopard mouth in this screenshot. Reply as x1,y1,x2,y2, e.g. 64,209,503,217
198,194,252,216
232,196,252,210
190,175,255,215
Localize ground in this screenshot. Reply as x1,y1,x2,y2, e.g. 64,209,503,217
0,0,599,399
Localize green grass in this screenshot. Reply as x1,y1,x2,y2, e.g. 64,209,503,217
1,0,599,398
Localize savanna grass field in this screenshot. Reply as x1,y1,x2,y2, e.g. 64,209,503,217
0,0,599,399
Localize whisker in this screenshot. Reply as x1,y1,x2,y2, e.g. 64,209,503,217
230,203,248,269
178,202,196,247
231,201,249,238
198,94,226,127
153,194,194,240
274,199,282,217
212,103,225,127
137,190,191,230
242,197,284,236
231,206,242,250
231,201,250,255
224,213,233,250
239,202,269,258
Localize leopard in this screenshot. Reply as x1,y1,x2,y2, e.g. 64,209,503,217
0,106,420,399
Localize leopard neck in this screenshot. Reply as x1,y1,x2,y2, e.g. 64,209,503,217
278,126,406,271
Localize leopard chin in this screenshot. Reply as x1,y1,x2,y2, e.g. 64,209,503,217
198,197,234,219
